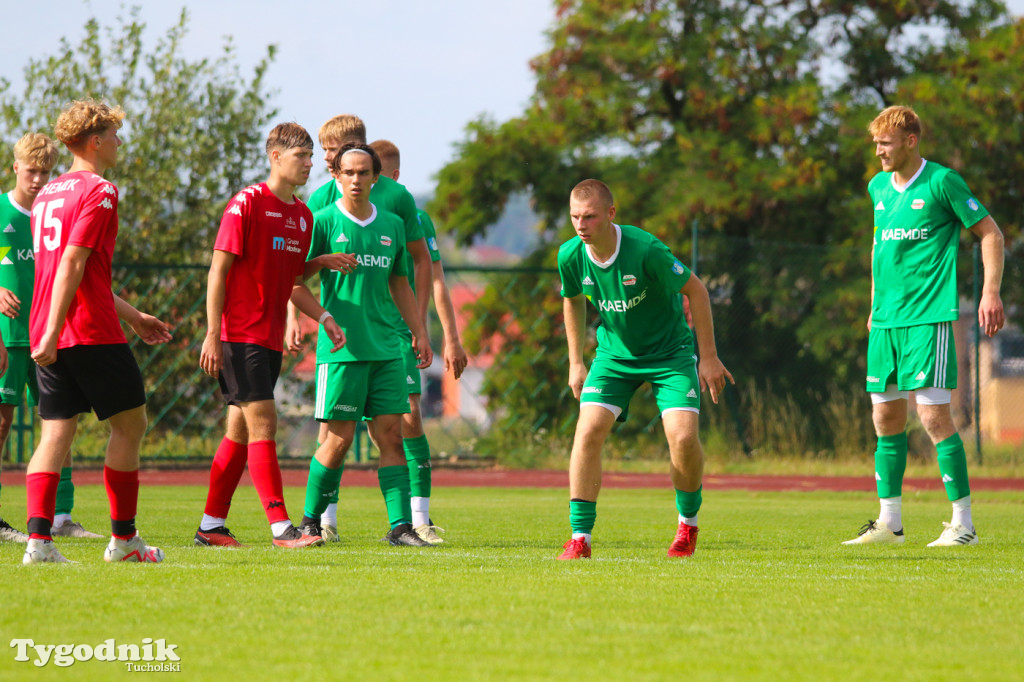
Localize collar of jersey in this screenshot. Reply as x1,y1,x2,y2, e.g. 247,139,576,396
4,193,30,217
890,159,927,194
585,223,622,269
334,199,378,227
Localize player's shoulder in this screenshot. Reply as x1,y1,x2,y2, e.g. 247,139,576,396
558,235,585,261
373,203,405,231
309,179,336,200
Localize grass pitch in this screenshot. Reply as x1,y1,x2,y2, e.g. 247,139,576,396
0,484,1022,681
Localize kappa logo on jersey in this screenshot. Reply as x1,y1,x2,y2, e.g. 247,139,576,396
101,184,116,195
234,193,248,205
2,224,14,233
597,287,648,313
380,236,392,247
875,201,885,210
300,217,307,232
622,274,637,286
266,211,283,218
228,204,243,216
99,198,113,210
582,276,594,286
672,260,685,275
967,198,980,211
336,233,349,243
911,199,925,210
244,186,261,196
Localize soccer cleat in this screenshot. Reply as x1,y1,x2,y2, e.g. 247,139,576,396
23,538,73,564
414,524,445,545
194,526,244,547
104,535,165,563
321,524,340,543
298,520,323,540
841,519,905,545
926,522,979,547
272,525,324,548
667,523,699,557
557,536,591,560
0,518,29,543
381,523,433,547
52,521,104,539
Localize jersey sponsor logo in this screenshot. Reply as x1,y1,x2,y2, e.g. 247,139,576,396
0,247,33,265
911,199,925,209
228,204,243,216
582,276,594,286
875,201,885,210
16,249,33,261
272,236,286,251
2,224,14,233
967,198,980,211
672,260,685,275
581,386,602,394
265,211,283,218
622,274,637,286
428,237,437,250
878,227,929,242
355,253,392,268
0,246,11,265
380,236,392,247
99,198,113,209
271,237,305,254
101,183,116,195
37,178,80,196
596,287,648,313
300,217,307,232
336,233,349,243
285,216,297,230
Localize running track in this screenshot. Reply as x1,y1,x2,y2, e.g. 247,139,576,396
2,469,1023,492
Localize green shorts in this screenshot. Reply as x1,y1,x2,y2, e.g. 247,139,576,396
0,347,38,407
402,338,422,396
866,322,957,392
580,353,700,423
315,359,410,421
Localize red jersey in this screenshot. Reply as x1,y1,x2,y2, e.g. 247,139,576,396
30,170,125,349
214,183,313,351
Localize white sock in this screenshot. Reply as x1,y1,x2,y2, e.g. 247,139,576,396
53,513,72,529
571,532,591,546
320,503,338,527
270,520,292,537
951,495,972,530
878,497,902,532
679,514,698,527
411,496,430,527
200,514,227,532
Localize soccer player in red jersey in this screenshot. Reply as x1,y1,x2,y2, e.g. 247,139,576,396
196,123,349,549
23,100,173,565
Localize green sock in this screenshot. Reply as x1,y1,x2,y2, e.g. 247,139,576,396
315,441,340,505
675,486,702,518
303,458,344,520
404,435,432,498
377,465,412,529
874,433,908,499
936,433,970,501
55,467,75,516
569,499,597,535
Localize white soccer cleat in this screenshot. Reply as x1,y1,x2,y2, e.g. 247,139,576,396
414,524,445,545
320,524,340,543
926,522,978,547
841,519,905,545
104,534,165,563
22,538,73,564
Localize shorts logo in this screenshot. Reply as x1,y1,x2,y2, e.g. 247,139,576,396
622,274,637,286
265,211,283,218
380,236,392,246
915,371,926,381
686,389,697,398
582,276,594,286
336,233,349,243
672,260,685,275
875,201,885,210
911,199,925,209
867,376,880,383
300,217,307,232
0,387,15,396
581,387,602,394
406,375,415,384
334,405,357,413
967,198,979,211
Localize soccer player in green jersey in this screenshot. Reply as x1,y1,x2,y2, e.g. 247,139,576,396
292,143,435,547
843,106,1005,548
556,179,733,560
0,133,101,542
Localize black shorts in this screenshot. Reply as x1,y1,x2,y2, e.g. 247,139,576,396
36,344,146,421
218,342,282,406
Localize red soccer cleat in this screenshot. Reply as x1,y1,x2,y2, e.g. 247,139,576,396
272,525,324,548
194,526,244,547
557,536,592,560
667,523,699,557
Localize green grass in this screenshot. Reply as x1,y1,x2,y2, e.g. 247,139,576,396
1,485,1022,680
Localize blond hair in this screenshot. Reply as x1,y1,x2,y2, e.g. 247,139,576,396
570,179,614,207
369,139,400,169
869,105,923,140
53,99,125,147
318,114,366,147
13,132,59,169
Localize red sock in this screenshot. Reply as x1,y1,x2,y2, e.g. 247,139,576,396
104,467,139,539
204,437,249,518
248,440,289,524
25,471,60,540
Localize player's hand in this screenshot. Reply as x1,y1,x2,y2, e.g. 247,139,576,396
0,287,20,319
978,291,1005,338
567,362,588,401
698,355,734,405
316,252,358,274
323,317,346,352
285,317,304,353
444,340,468,380
199,333,223,378
412,334,433,369
31,332,59,368
129,313,173,345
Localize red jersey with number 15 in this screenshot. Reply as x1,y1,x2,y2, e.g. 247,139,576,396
30,170,125,349
214,183,313,351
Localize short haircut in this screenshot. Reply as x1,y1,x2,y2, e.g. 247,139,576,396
319,114,367,147
369,139,400,169
570,179,614,207
13,132,60,169
53,99,125,147
266,122,313,154
869,105,923,140
329,142,381,177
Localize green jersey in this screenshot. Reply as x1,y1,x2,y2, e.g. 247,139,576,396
309,201,408,363
0,193,35,346
869,160,988,329
397,209,442,337
307,175,424,244
558,224,694,362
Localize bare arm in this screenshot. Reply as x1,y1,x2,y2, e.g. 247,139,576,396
969,215,1005,337
564,294,587,400
199,250,234,378
389,274,433,369
407,237,433,326
431,258,468,380
290,276,345,353
680,273,734,404
113,295,172,345
31,245,91,367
